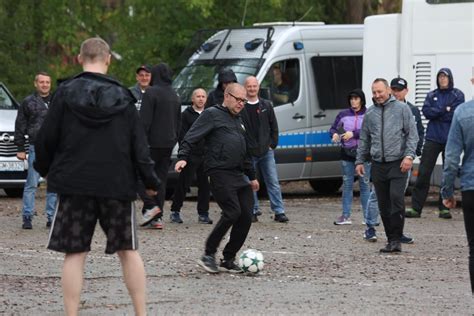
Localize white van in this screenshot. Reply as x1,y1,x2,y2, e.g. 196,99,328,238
172,23,364,194
0,82,28,197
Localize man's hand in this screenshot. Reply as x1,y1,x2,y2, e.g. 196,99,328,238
250,179,259,192
17,152,26,161
355,164,364,176
342,131,353,141
400,157,413,173
175,160,187,172
145,189,158,197
443,196,456,209
331,133,340,143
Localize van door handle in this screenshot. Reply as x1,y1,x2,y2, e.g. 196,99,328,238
292,113,305,120
313,112,326,118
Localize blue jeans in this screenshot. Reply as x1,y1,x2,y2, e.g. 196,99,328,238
22,145,57,221
365,169,411,228
252,150,285,215
341,160,371,218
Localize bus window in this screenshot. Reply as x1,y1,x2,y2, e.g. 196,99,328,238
260,59,300,106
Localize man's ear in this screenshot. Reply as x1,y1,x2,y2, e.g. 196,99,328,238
77,54,83,65
105,54,111,66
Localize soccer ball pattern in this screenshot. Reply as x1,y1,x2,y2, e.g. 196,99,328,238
238,249,264,273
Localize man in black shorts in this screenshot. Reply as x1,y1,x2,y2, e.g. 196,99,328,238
34,37,160,316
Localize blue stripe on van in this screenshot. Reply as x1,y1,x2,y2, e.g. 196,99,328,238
278,131,333,148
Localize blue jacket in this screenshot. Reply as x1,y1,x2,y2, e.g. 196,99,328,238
422,68,465,144
441,100,474,198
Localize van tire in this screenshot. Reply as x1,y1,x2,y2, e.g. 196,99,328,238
309,179,342,195
4,188,24,198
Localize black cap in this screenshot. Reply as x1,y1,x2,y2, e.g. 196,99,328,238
136,65,151,74
390,77,408,90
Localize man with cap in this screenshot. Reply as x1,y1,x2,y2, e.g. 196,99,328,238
363,77,424,243
406,68,465,219
129,65,151,111
205,68,237,108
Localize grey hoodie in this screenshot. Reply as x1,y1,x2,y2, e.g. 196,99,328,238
356,95,418,164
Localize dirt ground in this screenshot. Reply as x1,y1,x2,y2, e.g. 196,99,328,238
0,182,472,315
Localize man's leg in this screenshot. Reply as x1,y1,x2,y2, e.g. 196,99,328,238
259,150,285,215
195,160,210,216
372,162,393,241
340,160,355,219
359,162,372,217
21,145,40,227
411,141,443,214
251,156,260,215
117,250,147,316
388,168,409,242
62,252,87,316
45,191,58,223
222,185,254,260
150,148,173,213
461,190,474,294
365,188,380,227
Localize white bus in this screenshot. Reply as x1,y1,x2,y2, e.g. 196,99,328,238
362,0,474,187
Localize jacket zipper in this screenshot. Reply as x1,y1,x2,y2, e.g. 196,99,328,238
381,105,385,162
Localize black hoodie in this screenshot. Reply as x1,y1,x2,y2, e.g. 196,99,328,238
205,68,237,108
33,72,160,200
140,63,181,148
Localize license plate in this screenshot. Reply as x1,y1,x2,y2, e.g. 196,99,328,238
0,161,25,171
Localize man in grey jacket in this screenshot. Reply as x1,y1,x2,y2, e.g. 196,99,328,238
355,78,418,253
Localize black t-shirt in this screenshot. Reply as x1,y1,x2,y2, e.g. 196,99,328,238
244,101,260,140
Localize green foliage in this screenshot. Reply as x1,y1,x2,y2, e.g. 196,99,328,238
0,0,400,99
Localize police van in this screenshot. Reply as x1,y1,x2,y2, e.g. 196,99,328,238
172,22,364,194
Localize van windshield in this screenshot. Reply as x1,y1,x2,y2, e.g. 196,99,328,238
0,85,17,110
172,58,263,105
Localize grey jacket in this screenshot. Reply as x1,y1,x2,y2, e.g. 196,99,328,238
356,96,418,164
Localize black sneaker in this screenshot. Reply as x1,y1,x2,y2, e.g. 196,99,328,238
46,221,52,228
251,214,258,222
170,211,183,224
254,210,262,216
274,213,289,222
400,234,414,244
438,209,452,219
198,214,213,224
22,216,32,229
380,241,402,253
197,255,219,273
218,259,243,273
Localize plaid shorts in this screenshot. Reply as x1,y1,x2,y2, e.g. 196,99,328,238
47,194,138,254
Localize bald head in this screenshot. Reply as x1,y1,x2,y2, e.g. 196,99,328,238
244,76,260,101
191,88,207,110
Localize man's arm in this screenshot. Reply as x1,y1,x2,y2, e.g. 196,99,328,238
441,110,463,202
177,110,214,161
33,92,63,177
14,98,29,154
266,101,279,149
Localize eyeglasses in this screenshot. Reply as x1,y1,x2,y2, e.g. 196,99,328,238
227,92,248,104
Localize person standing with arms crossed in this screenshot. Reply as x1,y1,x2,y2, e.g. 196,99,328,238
34,37,160,315
14,71,57,229
356,78,418,253
175,83,259,273
406,68,464,219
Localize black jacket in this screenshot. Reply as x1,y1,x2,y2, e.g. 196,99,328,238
179,106,205,156
33,72,160,201
205,69,237,108
14,92,50,151
140,63,181,148
240,98,279,157
177,105,256,180
407,101,425,156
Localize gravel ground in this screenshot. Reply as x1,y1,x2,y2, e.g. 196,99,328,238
0,182,472,315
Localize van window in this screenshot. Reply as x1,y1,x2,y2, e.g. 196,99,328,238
0,85,15,110
311,56,362,110
260,59,300,107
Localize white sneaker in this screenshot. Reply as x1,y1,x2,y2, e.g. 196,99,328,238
141,206,161,226
334,215,352,225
